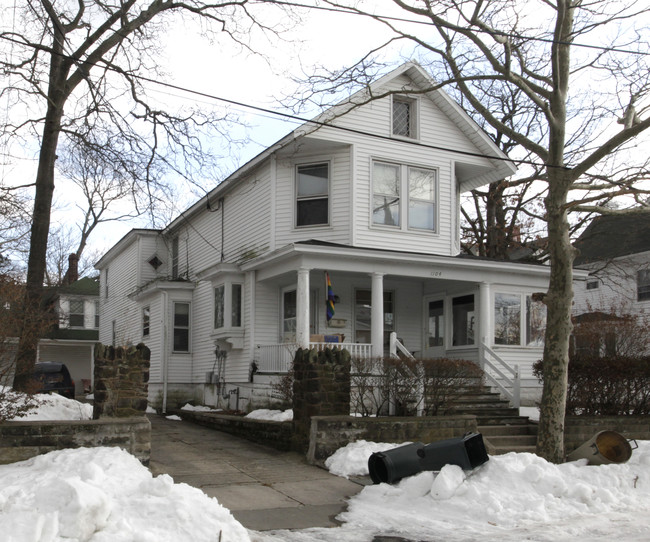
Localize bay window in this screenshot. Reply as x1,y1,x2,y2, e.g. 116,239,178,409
214,283,243,330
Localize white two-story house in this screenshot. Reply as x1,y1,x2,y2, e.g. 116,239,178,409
96,62,568,411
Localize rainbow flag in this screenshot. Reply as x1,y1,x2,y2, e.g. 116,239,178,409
326,272,335,322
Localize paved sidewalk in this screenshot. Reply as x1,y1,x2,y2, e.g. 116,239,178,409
148,414,369,531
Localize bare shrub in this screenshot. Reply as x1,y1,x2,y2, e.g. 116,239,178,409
351,356,484,417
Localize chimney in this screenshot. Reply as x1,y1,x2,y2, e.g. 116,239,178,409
63,253,79,285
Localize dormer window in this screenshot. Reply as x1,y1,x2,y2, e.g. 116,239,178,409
392,96,417,138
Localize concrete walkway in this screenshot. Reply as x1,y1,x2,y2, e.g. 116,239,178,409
148,414,369,532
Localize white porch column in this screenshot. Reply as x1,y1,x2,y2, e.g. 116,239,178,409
371,272,384,358
479,282,491,347
296,268,310,349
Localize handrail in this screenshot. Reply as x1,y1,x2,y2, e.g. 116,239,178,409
479,341,520,408
389,332,415,359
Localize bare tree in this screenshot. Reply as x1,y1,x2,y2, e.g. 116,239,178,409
292,0,650,461
0,0,296,391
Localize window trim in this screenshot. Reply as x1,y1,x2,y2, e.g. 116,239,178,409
295,161,330,228
371,160,438,233
391,95,419,140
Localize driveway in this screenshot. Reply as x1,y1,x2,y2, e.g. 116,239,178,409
148,414,368,531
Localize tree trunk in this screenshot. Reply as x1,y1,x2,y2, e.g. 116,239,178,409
536,174,575,462
13,33,69,391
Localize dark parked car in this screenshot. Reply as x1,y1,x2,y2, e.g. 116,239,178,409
32,362,75,399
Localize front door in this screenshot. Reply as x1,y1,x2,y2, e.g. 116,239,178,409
423,296,445,358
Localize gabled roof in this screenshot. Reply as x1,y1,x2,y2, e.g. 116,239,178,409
574,213,650,265
57,276,100,296
164,61,516,234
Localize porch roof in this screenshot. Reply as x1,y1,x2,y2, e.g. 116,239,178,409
241,240,587,286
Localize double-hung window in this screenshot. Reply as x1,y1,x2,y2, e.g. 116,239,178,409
69,299,85,328
372,161,437,232
142,306,150,338
638,270,650,301
173,302,190,352
296,163,329,227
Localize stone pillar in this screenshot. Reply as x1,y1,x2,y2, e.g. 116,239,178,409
93,343,150,420
296,268,310,349
371,272,384,358
292,347,351,452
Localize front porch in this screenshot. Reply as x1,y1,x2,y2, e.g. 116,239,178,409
242,241,555,406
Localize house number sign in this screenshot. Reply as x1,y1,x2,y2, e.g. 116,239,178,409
430,271,443,277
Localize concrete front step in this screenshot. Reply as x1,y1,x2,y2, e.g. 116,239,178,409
451,407,520,417
485,434,537,447
476,415,531,426
490,445,537,455
479,424,538,437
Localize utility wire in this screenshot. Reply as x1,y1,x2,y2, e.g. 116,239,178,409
253,0,650,56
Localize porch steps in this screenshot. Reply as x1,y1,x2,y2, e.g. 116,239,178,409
440,388,539,455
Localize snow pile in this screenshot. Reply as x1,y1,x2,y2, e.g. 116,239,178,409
0,447,250,542
319,440,650,542
6,391,93,421
324,440,406,478
181,403,223,412
245,409,293,422
165,415,182,421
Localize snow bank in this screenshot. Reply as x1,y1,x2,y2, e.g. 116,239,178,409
245,409,293,422
5,390,93,421
0,447,250,542
327,440,650,542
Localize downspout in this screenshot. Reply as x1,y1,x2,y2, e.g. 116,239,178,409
162,291,169,414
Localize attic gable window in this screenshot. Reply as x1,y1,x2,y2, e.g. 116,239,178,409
392,96,417,138
296,162,329,227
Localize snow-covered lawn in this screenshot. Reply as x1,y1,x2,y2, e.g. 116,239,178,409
2,399,649,541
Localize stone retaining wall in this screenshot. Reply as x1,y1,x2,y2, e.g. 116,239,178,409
179,411,294,450
307,414,479,465
0,416,151,465
565,415,650,453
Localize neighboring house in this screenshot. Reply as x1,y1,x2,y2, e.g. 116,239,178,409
572,213,650,356
96,62,574,411
40,256,99,396
0,255,99,396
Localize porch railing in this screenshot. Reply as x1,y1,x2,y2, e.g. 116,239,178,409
255,342,373,373
479,342,521,408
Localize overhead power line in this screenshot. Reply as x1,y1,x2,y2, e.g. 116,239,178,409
252,0,650,57
0,33,567,170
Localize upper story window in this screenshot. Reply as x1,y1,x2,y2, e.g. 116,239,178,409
69,299,85,328
392,96,417,138
372,161,437,232
296,163,329,227
638,269,650,301
173,302,190,352
586,280,599,290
